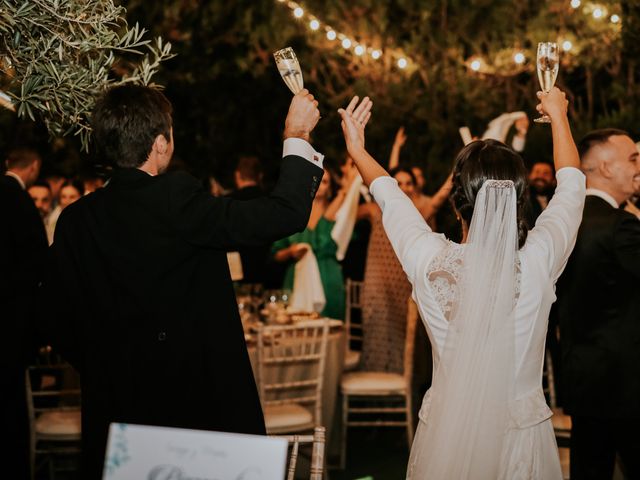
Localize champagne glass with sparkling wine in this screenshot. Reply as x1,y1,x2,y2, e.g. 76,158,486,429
534,42,559,124
273,47,303,95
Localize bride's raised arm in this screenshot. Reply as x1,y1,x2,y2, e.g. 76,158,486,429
527,87,585,280
338,96,447,284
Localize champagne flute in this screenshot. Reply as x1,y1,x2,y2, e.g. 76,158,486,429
534,42,559,124
273,47,304,95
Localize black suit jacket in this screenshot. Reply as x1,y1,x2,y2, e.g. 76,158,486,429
226,185,270,284
39,155,323,478
556,195,640,418
0,175,48,367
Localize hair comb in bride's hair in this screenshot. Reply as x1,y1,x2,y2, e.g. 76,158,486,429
483,179,515,189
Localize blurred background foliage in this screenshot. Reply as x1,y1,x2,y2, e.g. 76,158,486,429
1,0,638,191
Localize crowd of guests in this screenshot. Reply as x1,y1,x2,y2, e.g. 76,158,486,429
2,84,639,479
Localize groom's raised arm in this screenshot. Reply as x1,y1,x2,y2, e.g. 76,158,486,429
168,90,324,249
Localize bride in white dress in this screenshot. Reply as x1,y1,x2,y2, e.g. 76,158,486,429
337,88,585,479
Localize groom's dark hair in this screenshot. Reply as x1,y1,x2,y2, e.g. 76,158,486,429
450,139,530,249
91,85,173,169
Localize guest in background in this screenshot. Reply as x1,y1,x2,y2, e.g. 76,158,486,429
340,154,372,281
227,156,269,284
28,180,53,220
272,167,352,319
38,85,323,479
359,166,451,373
44,169,66,209
388,127,447,229
47,178,85,240
0,148,48,479
556,128,640,480
525,161,556,227
28,180,54,244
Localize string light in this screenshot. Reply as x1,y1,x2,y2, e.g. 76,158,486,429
275,0,620,78
275,0,412,68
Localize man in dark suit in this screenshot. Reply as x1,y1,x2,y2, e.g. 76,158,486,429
0,148,48,478
556,128,640,479
39,85,323,478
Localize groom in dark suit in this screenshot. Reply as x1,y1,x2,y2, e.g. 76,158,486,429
39,85,323,478
556,128,640,480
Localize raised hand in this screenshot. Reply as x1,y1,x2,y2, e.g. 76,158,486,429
338,95,372,156
284,89,321,142
394,126,407,148
536,87,568,123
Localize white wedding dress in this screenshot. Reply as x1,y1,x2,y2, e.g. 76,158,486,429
368,167,585,479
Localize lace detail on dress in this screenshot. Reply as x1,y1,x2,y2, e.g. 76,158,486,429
427,242,521,321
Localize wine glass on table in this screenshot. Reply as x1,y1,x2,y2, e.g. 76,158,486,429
273,47,304,94
534,42,559,124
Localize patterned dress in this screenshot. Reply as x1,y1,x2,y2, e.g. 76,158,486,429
360,213,413,373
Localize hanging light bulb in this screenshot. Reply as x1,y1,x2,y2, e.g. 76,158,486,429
610,14,620,23
470,59,482,71
562,40,573,51
354,45,365,56
371,49,382,60
593,8,604,19
397,58,408,69
514,52,525,64
326,30,337,41
342,38,352,49
309,19,320,30
570,0,581,8
293,7,304,18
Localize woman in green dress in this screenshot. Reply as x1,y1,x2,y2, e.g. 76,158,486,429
272,167,353,319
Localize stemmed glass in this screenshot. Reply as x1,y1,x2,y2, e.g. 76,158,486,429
534,42,559,124
273,47,304,95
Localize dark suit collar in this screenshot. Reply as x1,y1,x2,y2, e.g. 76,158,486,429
107,168,156,188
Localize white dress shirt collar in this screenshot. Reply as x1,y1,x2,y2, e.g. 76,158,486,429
5,171,26,190
585,188,619,209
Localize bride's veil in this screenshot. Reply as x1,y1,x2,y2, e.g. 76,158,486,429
418,179,518,478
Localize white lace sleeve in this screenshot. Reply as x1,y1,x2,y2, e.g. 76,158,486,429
370,176,447,284
523,167,586,281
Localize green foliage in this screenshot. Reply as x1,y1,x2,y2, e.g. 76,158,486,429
0,0,174,151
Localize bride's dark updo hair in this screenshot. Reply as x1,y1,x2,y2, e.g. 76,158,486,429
450,139,530,249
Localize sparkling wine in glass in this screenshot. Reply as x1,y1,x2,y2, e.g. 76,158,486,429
534,42,559,124
273,47,303,95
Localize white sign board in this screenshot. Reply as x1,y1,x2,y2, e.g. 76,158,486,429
103,423,287,480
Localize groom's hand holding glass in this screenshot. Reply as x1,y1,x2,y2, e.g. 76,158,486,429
536,87,568,123
283,89,320,142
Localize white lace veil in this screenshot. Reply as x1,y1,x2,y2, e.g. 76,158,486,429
417,179,518,479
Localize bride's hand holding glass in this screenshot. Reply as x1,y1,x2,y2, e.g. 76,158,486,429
535,87,568,123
